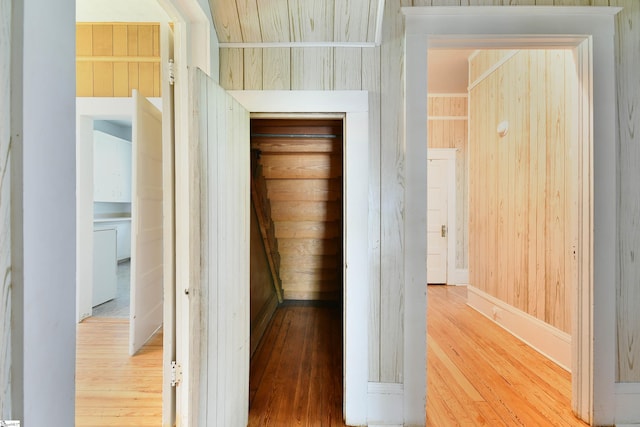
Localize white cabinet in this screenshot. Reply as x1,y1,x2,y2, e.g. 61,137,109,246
94,219,131,261
92,228,117,307
93,130,132,203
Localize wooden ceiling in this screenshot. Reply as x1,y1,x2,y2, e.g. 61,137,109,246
208,0,385,46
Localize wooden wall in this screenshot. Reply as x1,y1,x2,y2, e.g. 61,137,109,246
219,0,640,384
76,23,161,97
469,49,578,334
0,0,11,416
428,95,468,270
249,200,278,356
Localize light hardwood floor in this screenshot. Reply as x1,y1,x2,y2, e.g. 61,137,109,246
427,285,588,427
75,288,588,426
75,317,162,426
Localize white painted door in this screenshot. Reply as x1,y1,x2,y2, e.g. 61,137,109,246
176,68,250,427
129,90,163,355
427,158,448,284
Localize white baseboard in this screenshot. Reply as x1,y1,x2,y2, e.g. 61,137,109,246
616,382,640,426
367,382,403,425
466,286,571,371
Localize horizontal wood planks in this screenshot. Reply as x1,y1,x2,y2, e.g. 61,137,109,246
75,318,162,426
468,50,577,333
252,119,343,301
76,23,161,97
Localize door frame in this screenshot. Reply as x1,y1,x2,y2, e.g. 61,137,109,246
404,6,620,425
427,148,460,285
229,90,369,426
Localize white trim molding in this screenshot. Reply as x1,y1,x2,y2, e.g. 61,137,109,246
615,383,640,426
228,90,370,426
403,6,621,426
367,382,404,425
467,286,571,371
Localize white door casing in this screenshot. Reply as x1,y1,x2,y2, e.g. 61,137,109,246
427,158,448,284
130,90,164,355
404,6,621,425
229,90,369,425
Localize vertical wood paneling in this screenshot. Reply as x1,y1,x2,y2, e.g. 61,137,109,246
243,49,263,90
334,48,362,90
76,24,160,97
335,0,370,42
288,0,334,42
379,0,411,383
209,0,243,43
291,48,334,90
469,50,576,333
236,0,262,42
257,0,291,42
0,0,11,416
263,48,291,90
362,46,382,381
612,0,640,382
219,48,244,90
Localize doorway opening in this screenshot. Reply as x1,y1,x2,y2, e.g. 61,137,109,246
405,7,621,423
425,46,581,423
248,117,345,423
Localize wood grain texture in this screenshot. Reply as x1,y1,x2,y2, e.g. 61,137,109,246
220,48,244,90
362,46,382,381
0,0,11,416
257,0,291,42
263,48,291,90
289,0,334,42
75,319,162,426
334,48,362,90
378,0,411,383
291,48,334,90
76,24,160,97
335,0,370,42
249,305,345,426
469,50,577,333
236,0,262,42
612,0,640,382
209,0,243,43
243,48,263,90
427,285,589,427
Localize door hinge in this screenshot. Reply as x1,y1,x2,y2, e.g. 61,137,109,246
441,224,447,238
168,59,175,86
171,361,182,387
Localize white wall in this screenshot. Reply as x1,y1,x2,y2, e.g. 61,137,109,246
11,0,76,424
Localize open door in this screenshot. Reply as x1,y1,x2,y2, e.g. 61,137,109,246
175,68,250,426
129,89,164,355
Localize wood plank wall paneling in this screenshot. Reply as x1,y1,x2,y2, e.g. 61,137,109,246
427,96,468,270
216,0,640,384
76,23,161,98
469,49,577,333
613,0,640,382
0,0,11,417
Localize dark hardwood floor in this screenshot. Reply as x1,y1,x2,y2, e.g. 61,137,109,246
249,303,345,426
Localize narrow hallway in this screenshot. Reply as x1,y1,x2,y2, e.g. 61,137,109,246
249,304,344,426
